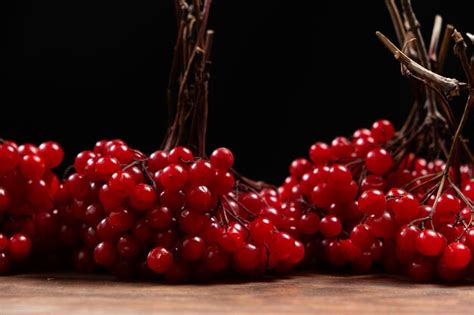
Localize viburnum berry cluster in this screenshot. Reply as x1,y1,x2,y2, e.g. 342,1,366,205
1,0,474,285
277,1,474,282
0,140,64,274
54,142,302,281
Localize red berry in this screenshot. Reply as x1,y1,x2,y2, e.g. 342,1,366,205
20,155,46,180
94,241,118,267
0,144,20,174
371,119,395,143
350,224,374,250
159,164,188,191
392,193,420,222
210,147,234,170
234,243,260,271
298,213,320,235
249,217,274,245
181,236,206,262
147,247,173,273
416,230,446,256
442,242,471,270
327,164,352,188
146,206,172,230
8,234,32,261
38,141,64,168
186,186,213,213
319,215,342,238
309,142,332,165
168,146,193,164
130,184,157,211
148,150,168,172
365,148,392,176
358,189,386,216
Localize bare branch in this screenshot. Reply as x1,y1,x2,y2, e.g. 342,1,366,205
429,15,443,63
376,31,464,97
384,0,406,46
467,33,474,44
453,30,474,86
437,24,454,73
401,0,431,70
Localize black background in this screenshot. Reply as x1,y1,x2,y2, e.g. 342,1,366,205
6,1,474,184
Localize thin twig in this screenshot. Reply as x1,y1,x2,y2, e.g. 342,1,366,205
429,15,443,63
384,0,406,46
437,24,454,73
376,32,464,98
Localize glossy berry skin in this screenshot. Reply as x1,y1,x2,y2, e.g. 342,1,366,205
130,184,157,211
358,189,386,216
210,148,234,170
234,243,260,271
392,194,420,222
416,230,446,256
327,164,352,188
0,234,9,251
159,164,188,191
168,146,193,164
298,213,320,235
319,215,342,238
181,236,206,262
0,144,20,174
442,243,471,270
8,234,32,261
365,148,392,176
186,186,213,213
270,232,294,261
20,154,46,180
371,119,395,143
38,141,64,168
309,142,331,165
147,247,173,274
94,242,117,267
436,193,462,217
396,225,420,252
248,217,274,245
350,224,374,250
146,207,172,230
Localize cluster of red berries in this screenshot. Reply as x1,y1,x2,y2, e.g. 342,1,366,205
0,141,64,274
280,119,474,282
40,140,303,282
2,121,474,283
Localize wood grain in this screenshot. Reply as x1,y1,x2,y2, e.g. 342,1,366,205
0,272,471,315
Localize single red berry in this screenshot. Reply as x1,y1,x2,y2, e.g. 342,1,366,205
392,193,420,222
350,224,375,250
8,234,32,261
159,164,188,191
234,243,260,271
147,247,173,274
365,148,392,176
358,189,386,216
146,206,172,230
181,236,206,262
38,141,64,168
186,186,213,213
19,154,46,180
309,142,332,165
298,213,320,235
371,119,395,143
416,230,446,256
130,184,157,211
168,146,193,164
210,147,234,170
319,215,342,238
442,242,471,270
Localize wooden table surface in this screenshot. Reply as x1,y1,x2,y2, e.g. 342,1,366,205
0,272,471,314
